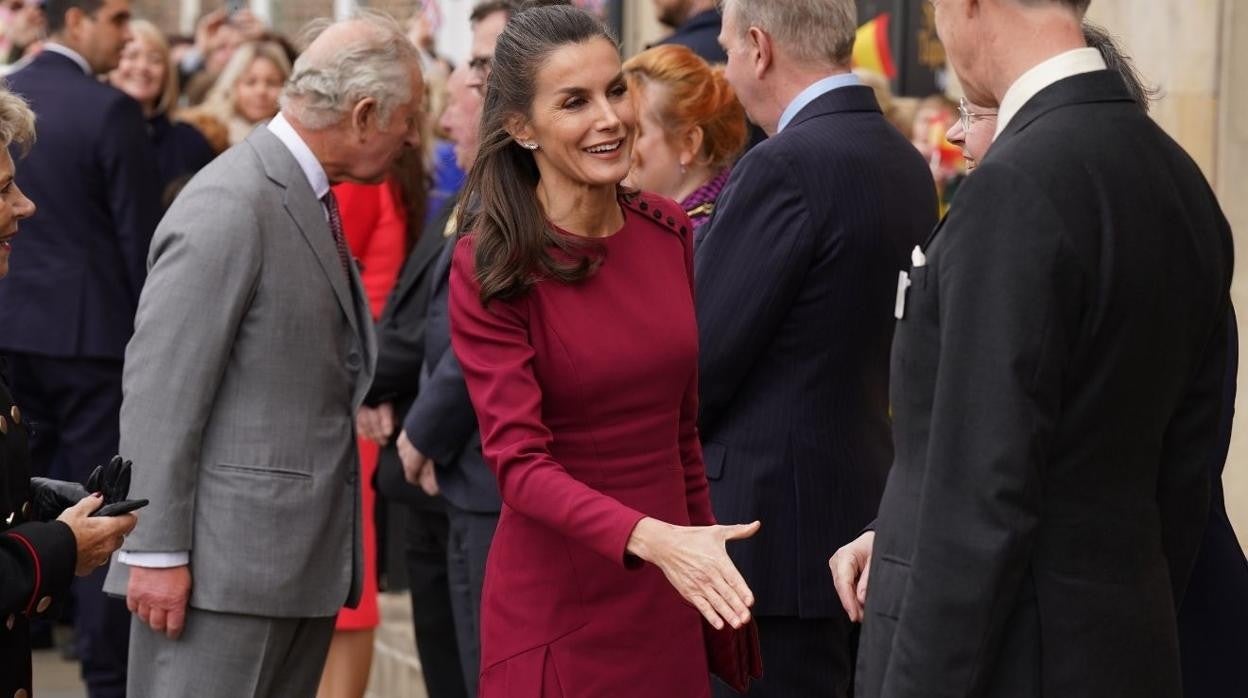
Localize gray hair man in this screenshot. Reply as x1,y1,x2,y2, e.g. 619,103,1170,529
840,1,1235,697
103,13,423,697
695,0,938,696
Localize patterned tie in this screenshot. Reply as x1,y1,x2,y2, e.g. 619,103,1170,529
320,191,353,280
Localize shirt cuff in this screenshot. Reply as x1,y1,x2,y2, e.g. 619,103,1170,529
118,550,189,568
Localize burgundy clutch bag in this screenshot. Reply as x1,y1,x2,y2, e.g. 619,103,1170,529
703,618,763,693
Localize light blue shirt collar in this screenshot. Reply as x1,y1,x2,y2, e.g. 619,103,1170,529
266,112,330,201
776,72,861,133
43,42,93,76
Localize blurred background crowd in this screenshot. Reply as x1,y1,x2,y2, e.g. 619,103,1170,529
1,0,1244,697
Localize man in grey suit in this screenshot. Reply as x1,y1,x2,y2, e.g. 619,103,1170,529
101,14,424,696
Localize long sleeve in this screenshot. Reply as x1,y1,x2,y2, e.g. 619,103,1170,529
403,346,477,468
675,222,714,527
448,238,645,565
694,146,814,433
119,181,263,553
1,521,76,617
99,94,162,302
881,164,1082,697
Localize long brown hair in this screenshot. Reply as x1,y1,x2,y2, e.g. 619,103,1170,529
459,3,617,305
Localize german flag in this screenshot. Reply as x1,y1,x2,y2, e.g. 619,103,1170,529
852,13,898,80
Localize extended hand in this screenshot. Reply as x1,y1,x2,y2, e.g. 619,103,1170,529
829,530,874,623
397,430,430,486
627,518,760,630
356,403,395,445
127,565,192,640
56,495,138,576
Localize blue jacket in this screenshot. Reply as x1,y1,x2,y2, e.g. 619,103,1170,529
1,50,161,359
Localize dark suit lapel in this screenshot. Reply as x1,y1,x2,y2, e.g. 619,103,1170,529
381,195,458,324
248,127,361,338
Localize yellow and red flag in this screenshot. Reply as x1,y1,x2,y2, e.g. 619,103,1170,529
852,13,898,80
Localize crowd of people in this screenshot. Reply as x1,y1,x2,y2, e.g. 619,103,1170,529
0,0,1246,697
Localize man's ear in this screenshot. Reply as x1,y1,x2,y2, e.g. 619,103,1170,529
350,98,379,141
60,6,87,40
749,26,772,80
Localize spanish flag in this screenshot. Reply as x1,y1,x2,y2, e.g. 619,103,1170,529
852,13,897,80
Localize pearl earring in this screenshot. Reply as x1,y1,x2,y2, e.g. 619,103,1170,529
520,141,539,151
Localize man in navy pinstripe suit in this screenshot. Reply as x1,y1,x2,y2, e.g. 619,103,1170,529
694,1,937,695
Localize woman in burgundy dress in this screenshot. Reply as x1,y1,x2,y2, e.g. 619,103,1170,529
448,6,759,697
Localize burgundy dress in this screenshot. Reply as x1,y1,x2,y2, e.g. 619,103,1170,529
450,191,716,697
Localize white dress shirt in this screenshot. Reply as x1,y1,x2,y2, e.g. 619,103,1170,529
994,47,1108,140
119,112,331,570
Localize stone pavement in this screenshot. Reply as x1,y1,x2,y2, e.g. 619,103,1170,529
31,593,428,698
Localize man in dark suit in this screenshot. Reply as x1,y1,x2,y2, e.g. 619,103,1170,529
1,0,159,694
391,6,508,693
695,1,936,695
653,0,726,63
838,1,1235,696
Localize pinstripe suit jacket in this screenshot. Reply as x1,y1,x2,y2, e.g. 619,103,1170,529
694,85,937,618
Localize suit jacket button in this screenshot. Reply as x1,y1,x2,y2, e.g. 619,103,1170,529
9,405,19,424
35,596,51,613
346,352,361,371
4,613,14,630
16,689,30,698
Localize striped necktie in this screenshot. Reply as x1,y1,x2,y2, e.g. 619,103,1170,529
320,191,353,280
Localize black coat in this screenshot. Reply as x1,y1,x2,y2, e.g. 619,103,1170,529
694,84,937,618
0,374,77,697
1,50,161,360
858,71,1234,698
655,9,726,64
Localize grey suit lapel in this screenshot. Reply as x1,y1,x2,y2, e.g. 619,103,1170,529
248,127,361,339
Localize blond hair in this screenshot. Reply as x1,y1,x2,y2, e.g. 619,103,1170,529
0,83,36,155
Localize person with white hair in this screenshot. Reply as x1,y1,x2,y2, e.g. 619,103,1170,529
102,12,424,697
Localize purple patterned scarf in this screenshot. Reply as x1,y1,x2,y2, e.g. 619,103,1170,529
680,167,733,232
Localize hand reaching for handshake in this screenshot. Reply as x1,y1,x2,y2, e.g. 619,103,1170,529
29,456,143,576
626,518,761,631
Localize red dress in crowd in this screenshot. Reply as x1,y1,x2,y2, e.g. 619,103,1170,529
449,192,715,697
332,180,408,631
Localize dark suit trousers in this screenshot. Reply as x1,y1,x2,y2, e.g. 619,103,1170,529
405,503,468,698
4,353,129,697
446,503,498,696
713,615,852,698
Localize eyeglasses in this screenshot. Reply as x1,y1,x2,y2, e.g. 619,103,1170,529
958,98,998,135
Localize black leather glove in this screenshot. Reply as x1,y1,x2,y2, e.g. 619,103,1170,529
28,477,90,522
86,455,133,504
86,455,146,518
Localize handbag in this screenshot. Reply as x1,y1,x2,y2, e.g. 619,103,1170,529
703,617,763,693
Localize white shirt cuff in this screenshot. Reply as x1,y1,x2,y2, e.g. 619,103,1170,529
117,551,190,568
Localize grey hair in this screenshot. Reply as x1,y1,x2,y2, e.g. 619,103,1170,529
722,0,857,67
280,10,421,130
1082,21,1159,113
0,84,35,156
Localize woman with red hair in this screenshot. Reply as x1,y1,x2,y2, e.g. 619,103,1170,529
624,44,747,231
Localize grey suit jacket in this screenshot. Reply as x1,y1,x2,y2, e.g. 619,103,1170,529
103,126,377,619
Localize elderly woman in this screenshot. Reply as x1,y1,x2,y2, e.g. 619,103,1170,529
448,5,759,696
199,40,290,146
623,44,747,231
108,20,216,203
0,85,139,698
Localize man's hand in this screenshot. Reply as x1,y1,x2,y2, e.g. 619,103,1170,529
127,565,192,640
193,8,228,54
397,430,429,486
417,461,439,496
56,495,138,575
356,403,395,445
829,531,874,623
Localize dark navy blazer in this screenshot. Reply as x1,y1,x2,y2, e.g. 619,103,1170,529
694,85,937,618
655,9,726,64
1,51,161,360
